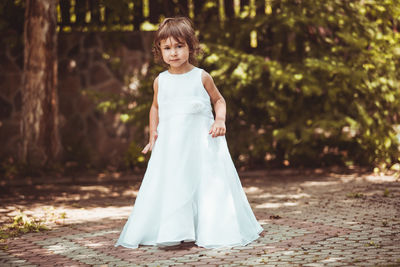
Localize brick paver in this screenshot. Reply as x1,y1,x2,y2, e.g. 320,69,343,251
1,169,399,266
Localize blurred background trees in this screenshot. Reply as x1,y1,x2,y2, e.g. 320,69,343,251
195,1,400,171
0,0,399,177
21,0,61,168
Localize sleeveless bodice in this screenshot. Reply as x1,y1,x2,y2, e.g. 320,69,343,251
157,67,214,121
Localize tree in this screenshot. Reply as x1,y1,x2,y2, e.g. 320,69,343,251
20,0,61,168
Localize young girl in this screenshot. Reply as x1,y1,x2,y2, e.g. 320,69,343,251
114,17,263,250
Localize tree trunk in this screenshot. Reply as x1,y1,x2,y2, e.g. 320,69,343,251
21,0,61,167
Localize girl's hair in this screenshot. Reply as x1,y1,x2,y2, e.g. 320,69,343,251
152,17,202,66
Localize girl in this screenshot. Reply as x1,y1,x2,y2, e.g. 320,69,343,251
114,17,263,250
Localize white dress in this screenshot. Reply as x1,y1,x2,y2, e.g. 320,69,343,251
114,66,263,249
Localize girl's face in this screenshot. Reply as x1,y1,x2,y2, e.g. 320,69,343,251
160,37,190,69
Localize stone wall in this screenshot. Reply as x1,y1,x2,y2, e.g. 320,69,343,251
0,31,155,170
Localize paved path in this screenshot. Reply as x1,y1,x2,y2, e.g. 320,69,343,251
0,169,399,266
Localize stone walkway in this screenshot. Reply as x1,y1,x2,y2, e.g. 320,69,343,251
0,168,399,266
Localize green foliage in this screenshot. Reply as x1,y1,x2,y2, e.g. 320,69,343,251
0,211,51,249
364,241,381,248
383,188,390,197
0,208,67,248
195,0,400,168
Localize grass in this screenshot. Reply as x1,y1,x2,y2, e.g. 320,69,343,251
364,241,381,248
0,208,67,251
383,188,391,197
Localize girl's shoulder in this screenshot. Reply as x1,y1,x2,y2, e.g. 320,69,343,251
158,70,169,77
155,70,168,83
193,67,210,82
200,68,214,83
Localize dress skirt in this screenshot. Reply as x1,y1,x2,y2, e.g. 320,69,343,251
114,105,263,249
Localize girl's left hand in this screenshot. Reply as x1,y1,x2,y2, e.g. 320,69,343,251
209,120,226,138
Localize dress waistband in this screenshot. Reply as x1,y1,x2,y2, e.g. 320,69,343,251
158,97,214,120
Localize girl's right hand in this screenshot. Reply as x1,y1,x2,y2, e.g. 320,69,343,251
142,131,158,154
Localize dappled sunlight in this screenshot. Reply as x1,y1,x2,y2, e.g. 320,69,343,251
256,192,311,199
363,174,398,183
300,180,340,187
97,172,122,180
255,202,298,209
2,169,398,248
74,185,139,198
300,172,400,187
84,242,106,248
1,203,135,226
2,183,140,205
47,244,66,252
50,205,133,224
321,257,345,263
28,185,139,203
242,186,263,194
79,185,113,193
281,250,296,255
1,169,398,266
0,181,144,227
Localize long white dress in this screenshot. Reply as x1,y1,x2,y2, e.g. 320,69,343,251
114,66,263,249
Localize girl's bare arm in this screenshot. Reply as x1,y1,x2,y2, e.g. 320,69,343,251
201,71,227,137
142,76,159,153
